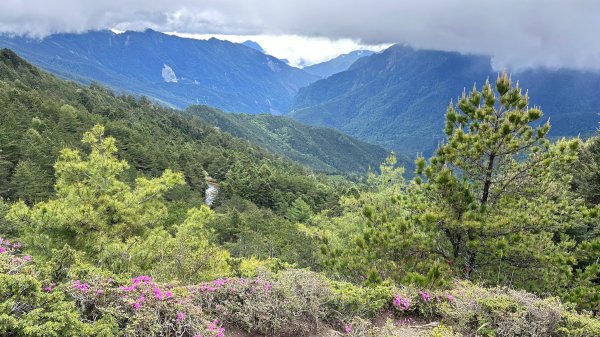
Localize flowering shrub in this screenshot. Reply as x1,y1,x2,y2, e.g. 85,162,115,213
65,274,225,337
391,287,454,319
2,237,599,337
194,269,333,336
439,281,564,337
0,237,118,336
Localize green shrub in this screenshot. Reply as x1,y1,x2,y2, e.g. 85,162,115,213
440,281,564,337
329,281,392,318
556,310,600,337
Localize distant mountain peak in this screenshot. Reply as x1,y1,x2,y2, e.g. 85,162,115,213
242,40,265,53
303,49,376,78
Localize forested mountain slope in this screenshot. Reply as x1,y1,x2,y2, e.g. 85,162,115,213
186,105,389,174
0,29,318,113
0,48,338,212
291,44,600,156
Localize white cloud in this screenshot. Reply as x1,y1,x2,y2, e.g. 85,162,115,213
167,32,390,67
1,0,600,70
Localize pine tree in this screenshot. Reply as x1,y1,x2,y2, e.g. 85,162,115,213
9,160,52,204
286,197,313,223
7,125,185,256
415,72,581,280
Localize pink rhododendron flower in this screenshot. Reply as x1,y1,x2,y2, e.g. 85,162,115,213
419,291,431,302
393,294,411,311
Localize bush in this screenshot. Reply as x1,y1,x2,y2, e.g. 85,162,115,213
557,310,600,337
440,281,563,337
195,269,332,336
0,237,117,337
329,281,392,318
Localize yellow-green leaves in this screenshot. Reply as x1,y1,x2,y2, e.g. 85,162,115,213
8,125,185,257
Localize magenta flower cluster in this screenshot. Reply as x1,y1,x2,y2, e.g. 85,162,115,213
72,280,91,292
393,294,411,311
206,319,225,337
119,275,175,310
419,291,431,302
0,237,27,262
344,324,352,333
197,277,273,296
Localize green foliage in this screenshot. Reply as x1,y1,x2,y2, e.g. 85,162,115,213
572,134,600,205
0,241,117,337
328,281,392,317
210,197,319,267
0,49,341,216
414,73,597,304
557,310,600,337
318,153,448,285
7,125,185,257
124,206,231,282
187,105,389,174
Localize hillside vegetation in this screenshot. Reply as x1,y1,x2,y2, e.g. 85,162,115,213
1,49,599,336
186,105,389,174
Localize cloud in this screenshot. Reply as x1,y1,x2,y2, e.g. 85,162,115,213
0,0,599,70
168,32,390,67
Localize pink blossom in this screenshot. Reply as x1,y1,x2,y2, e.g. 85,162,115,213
0,247,5,254
263,282,272,293
176,311,186,322
43,283,56,292
23,255,31,261
393,294,411,311
72,280,90,292
344,324,352,333
419,291,431,302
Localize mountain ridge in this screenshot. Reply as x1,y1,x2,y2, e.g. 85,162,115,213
0,29,319,113
303,50,375,78
290,44,600,155
185,104,390,174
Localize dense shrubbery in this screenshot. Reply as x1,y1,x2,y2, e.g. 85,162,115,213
2,237,598,337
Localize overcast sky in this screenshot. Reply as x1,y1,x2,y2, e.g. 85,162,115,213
1,0,599,69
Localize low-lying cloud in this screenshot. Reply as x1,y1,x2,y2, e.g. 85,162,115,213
1,0,598,71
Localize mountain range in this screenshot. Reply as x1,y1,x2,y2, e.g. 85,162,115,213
0,29,318,114
2,30,599,160
291,45,600,155
303,50,375,78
